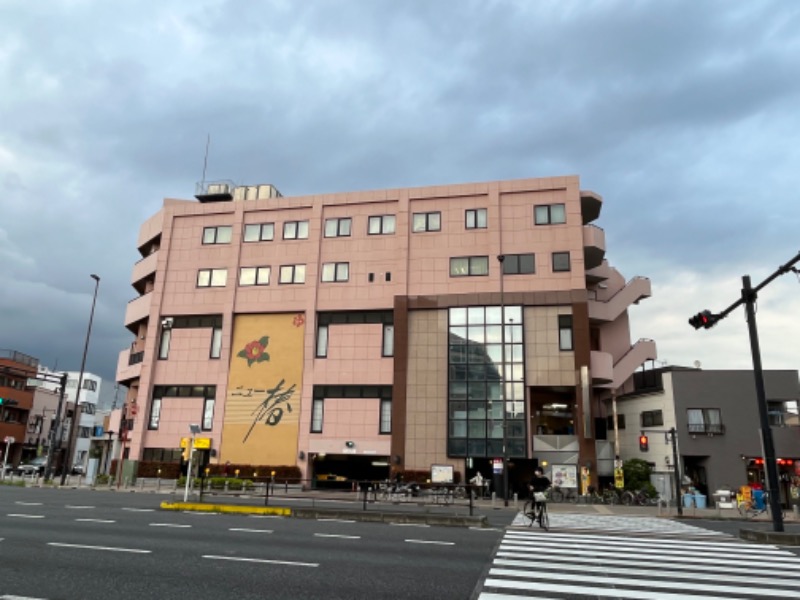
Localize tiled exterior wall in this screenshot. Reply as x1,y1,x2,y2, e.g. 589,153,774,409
144,396,206,449
405,310,457,472
524,306,577,387
307,397,390,456
312,323,393,385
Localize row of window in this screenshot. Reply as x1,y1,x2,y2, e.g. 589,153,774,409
196,251,571,288
606,408,724,434
149,396,215,431
309,397,392,434
201,203,567,245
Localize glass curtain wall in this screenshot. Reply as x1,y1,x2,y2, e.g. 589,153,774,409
448,306,525,458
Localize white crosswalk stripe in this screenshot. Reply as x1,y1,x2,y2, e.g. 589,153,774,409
478,525,800,599
513,510,728,536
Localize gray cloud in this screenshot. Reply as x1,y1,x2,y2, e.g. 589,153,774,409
1,0,799,400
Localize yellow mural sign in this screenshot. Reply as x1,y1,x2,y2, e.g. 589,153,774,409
180,437,211,449
221,313,305,465
614,467,625,489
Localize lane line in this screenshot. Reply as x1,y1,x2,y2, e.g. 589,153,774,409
405,539,455,546
203,555,318,567
76,518,116,524
48,542,150,554
389,523,429,528
317,518,355,523
7,514,44,519
183,511,217,515
121,508,155,512
149,523,191,528
14,502,43,506
65,505,94,509
229,528,273,533
247,515,283,519
314,533,361,539
470,527,501,532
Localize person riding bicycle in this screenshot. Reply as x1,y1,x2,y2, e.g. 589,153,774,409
528,468,552,521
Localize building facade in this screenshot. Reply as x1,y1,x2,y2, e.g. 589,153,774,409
0,350,39,467
609,368,800,504
115,175,656,492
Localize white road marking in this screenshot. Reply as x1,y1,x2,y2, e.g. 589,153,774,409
247,514,283,519
183,511,217,515
470,527,501,532
229,528,273,533
121,507,154,512
149,523,191,528
1,595,51,600
389,523,430,528
7,514,44,519
405,539,455,546
65,505,94,509
203,555,318,567
76,518,115,523
317,518,355,523
314,533,361,539
48,542,150,554
14,501,43,506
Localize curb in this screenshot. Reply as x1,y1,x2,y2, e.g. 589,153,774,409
739,528,800,546
160,501,488,527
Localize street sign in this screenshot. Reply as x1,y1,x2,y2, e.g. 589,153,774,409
614,467,625,489
3,437,14,444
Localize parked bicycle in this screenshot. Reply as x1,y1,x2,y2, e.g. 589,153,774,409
523,491,550,531
737,491,785,520
549,486,578,503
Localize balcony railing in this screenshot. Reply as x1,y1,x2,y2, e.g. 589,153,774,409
688,423,725,435
129,351,145,366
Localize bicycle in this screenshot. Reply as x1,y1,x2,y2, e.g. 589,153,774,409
549,486,578,503
523,492,550,531
737,491,785,520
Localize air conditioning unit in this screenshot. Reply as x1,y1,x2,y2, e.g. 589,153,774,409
207,183,230,195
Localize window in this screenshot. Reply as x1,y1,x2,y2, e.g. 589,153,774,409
324,217,352,238
321,262,349,283
158,327,171,360
503,254,535,275
202,398,215,431
210,325,222,359
465,208,487,229
605,413,626,430
368,215,396,235
239,266,271,286
243,223,274,242
412,211,441,232
534,203,566,225
311,398,324,433
279,264,306,284
149,398,161,430
283,220,309,240
316,325,329,358
81,402,96,415
641,410,664,428
558,315,573,351
202,226,232,244
450,256,489,277
687,408,724,434
83,379,98,392
78,427,92,439
197,268,227,287
382,324,394,357
552,252,571,273
380,398,391,434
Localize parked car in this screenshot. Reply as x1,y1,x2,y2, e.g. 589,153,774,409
16,456,47,476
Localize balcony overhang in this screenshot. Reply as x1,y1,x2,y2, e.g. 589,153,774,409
583,225,606,270
580,190,602,224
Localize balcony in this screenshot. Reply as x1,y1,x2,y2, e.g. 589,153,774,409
596,338,658,390
590,351,613,385
582,225,606,270
580,190,602,224
131,250,158,289
124,292,153,332
588,276,652,323
116,349,143,385
585,260,612,285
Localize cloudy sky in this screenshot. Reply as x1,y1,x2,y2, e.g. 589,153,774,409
1,0,799,406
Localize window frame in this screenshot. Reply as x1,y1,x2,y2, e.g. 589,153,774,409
279,264,306,285
202,225,232,245
320,262,350,283
558,315,574,351
412,211,441,233
239,266,271,287
283,220,309,240
243,222,275,243
311,398,324,433
148,397,162,430
210,325,222,359
197,268,228,288
534,203,567,225
449,256,490,277
316,325,329,358
465,208,488,230
552,252,571,273
380,398,392,434
202,398,215,431
368,215,396,235
641,409,664,428
324,217,352,238
503,253,536,275
382,324,394,357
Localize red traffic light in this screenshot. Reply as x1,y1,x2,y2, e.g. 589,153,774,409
689,310,720,330
639,435,649,452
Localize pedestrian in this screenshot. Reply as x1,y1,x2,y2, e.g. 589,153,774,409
470,471,485,499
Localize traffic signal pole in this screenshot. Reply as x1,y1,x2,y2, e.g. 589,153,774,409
689,250,800,533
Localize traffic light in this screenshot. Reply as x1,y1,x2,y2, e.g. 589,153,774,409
688,310,720,330
639,435,649,452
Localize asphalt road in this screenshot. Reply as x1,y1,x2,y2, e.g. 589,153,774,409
0,487,504,599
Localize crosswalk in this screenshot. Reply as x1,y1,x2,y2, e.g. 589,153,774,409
512,511,729,537
479,517,800,598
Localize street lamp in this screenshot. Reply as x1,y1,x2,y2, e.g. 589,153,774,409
61,274,100,485
497,255,509,507
184,424,201,502
103,430,116,475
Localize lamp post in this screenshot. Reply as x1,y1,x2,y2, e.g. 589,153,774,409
497,255,509,507
103,430,116,475
61,274,100,485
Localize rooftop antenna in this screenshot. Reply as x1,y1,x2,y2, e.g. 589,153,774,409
201,133,211,187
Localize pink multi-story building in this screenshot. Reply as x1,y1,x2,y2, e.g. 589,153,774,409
115,175,656,492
